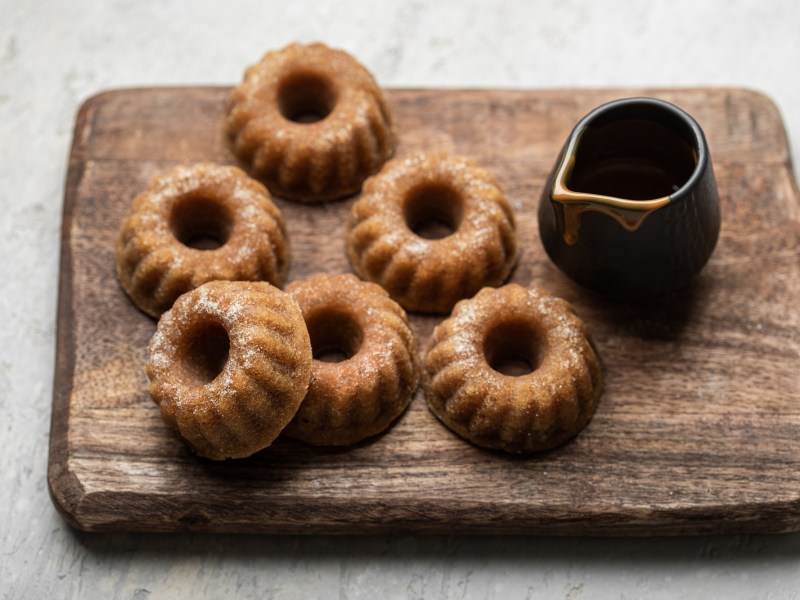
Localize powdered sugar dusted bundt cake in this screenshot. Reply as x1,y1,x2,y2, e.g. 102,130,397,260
147,280,312,460
283,273,418,446
225,42,397,202
422,284,603,453
346,153,519,314
116,163,289,317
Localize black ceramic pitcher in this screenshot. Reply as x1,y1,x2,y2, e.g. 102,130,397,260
538,97,721,298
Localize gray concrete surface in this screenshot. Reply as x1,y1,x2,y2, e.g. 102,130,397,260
2,1,800,598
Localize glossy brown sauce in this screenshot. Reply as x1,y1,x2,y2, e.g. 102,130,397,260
553,118,697,244
568,119,696,199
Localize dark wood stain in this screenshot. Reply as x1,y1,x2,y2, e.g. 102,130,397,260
48,87,800,535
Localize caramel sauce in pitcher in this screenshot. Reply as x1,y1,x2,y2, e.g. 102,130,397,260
552,118,697,245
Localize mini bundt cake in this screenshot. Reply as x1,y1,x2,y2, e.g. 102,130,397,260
147,280,312,460
116,162,289,318
283,273,418,446
346,153,519,314
225,42,397,202
422,284,603,454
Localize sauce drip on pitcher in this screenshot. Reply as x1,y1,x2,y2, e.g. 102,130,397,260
551,117,697,245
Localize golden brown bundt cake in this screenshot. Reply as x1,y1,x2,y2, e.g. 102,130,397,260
116,163,289,318
283,273,418,446
225,42,397,202
346,153,519,314
422,284,603,454
146,280,312,460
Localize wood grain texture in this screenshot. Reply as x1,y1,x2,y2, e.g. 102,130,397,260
48,87,800,535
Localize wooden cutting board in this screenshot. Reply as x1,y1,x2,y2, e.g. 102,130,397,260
48,86,800,535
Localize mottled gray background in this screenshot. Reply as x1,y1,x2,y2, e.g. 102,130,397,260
2,1,800,598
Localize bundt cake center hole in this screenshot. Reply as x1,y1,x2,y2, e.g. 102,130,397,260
306,308,363,363
278,71,338,124
182,320,230,384
403,181,465,240
484,319,544,377
170,193,234,250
